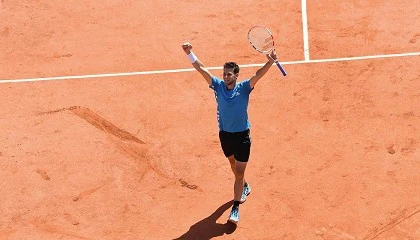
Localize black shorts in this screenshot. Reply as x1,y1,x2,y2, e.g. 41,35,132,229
218,129,251,162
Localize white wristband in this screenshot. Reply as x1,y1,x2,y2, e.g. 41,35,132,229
187,52,198,63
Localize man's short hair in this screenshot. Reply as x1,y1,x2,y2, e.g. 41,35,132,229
224,62,240,74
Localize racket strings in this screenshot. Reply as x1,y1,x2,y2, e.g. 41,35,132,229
248,27,274,52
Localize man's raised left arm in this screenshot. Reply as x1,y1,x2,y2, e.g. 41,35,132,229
249,50,278,88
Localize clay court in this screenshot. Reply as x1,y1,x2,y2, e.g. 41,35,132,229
1,0,419,239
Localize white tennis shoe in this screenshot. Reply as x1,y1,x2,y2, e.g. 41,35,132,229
240,182,251,203
228,205,239,224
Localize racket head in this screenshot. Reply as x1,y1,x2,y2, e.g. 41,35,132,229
247,26,275,53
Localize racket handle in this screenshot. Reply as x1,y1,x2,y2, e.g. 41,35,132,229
275,61,287,76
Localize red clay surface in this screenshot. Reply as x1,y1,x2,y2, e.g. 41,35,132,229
1,0,419,239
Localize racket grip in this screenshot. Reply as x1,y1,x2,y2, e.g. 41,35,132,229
275,61,287,76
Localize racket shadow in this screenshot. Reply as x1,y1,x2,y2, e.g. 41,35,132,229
173,200,237,240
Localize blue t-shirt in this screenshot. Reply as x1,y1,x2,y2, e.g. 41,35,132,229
209,76,253,132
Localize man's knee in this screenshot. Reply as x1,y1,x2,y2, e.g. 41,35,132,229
234,167,246,179
235,173,245,180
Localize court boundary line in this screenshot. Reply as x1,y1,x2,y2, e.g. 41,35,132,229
1,52,419,84
301,0,310,61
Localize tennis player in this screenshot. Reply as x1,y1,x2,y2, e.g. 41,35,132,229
182,42,277,224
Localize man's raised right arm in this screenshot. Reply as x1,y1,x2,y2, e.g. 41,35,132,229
182,42,213,85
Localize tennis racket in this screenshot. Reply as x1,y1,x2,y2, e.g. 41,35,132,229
247,26,287,76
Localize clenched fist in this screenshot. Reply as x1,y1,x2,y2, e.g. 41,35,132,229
182,42,193,54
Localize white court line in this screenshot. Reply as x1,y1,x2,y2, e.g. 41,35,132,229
0,52,419,84
301,0,310,61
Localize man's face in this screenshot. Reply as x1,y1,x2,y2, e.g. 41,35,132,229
223,68,238,86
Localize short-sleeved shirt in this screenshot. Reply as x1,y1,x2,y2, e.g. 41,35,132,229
209,76,253,132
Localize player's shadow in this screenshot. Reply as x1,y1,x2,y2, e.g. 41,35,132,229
173,200,237,240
